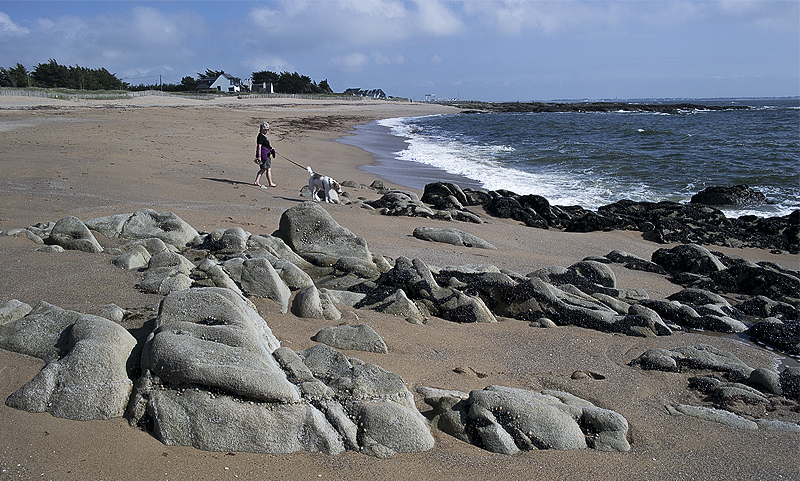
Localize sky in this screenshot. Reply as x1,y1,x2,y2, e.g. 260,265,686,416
0,0,797,101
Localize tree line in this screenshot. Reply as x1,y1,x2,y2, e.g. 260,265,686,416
1,60,334,94
0,60,121,90
251,70,332,94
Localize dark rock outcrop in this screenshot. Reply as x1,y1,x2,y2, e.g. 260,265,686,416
413,185,798,254
745,319,800,356
421,181,470,209
691,185,768,207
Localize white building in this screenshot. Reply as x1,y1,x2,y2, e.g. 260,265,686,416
197,72,243,92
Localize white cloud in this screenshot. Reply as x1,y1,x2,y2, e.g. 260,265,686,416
463,0,629,36
372,52,405,65
0,11,29,37
330,52,369,71
373,52,392,65
249,6,280,28
250,1,410,47
12,7,207,76
249,0,467,50
129,6,186,46
414,0,464,36
462,0,797,37
243,56,293,73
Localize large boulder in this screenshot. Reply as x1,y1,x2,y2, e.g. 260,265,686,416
83,213,130,238
2,302,136,420
373,257,496,323
0,299,32,325
565,211,626,233
139,288,297,402
737,295,797,320
568,260,617,289
664,289,747,333
365,191,436,218
421,182,470,209
111,244,152,270
195,259,244,295
237,257,291,313
710,263,800,304
746,319,800,356
246,234,316,270
418,385,630,454
202,227,249,254
140,251,194,295
143,386,343,454
291,285,341,320
311,324,388,354
357,288,426,323
120,209,199,248
690,185,768,206
86,210,199,248
631,344,754,381
48,216,103,253
652,244,726,275
297,344,434,458
125,293,434,457
278,202,375,266
354,401,435,458
484,196,549,229
412,227,496,249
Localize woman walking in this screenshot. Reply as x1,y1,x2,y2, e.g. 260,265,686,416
254,122,278,187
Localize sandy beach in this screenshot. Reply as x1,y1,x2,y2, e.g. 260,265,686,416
0,93,798,480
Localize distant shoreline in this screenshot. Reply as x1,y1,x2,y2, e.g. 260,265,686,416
441,100,751,114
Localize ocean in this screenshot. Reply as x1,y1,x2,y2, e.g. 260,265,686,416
340,98,799,219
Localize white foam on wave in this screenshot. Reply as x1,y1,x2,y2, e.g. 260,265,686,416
379,116,660,208
377,116,799,216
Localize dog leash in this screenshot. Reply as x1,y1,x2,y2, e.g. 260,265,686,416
275,151,309,172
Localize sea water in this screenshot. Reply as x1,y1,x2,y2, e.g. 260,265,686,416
342,98,799,219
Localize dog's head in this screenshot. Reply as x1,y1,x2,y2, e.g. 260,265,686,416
331,179,342,194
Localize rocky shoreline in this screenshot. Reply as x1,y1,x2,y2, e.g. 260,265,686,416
365,182,798,254
443,100,750,115
1,96,797,479
1,183,798,458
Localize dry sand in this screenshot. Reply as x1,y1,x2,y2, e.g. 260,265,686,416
0,93,798,480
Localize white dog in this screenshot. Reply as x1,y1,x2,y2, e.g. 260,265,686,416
307,166,343,203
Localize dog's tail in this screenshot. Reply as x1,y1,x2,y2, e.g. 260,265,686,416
307,166,314,176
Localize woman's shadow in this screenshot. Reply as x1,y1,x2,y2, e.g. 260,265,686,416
202,177,253,186
202,177,306,204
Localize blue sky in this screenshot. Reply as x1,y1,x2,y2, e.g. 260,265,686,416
1,1,797,101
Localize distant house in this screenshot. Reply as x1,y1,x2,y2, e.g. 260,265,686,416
251,81,274,94
197,72,243,92
344,88,387,99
